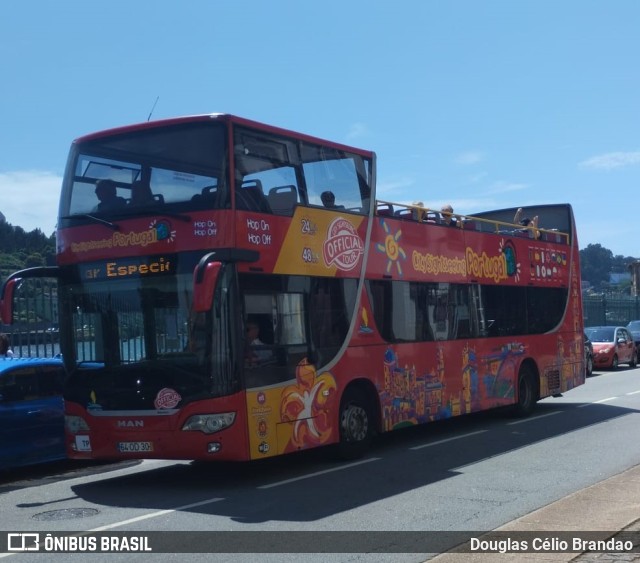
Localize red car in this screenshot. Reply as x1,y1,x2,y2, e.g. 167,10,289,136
585,326,638,370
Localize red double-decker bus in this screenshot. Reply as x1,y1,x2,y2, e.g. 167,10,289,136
0,114,585,461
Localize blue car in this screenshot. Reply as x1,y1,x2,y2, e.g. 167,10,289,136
0,357,66,471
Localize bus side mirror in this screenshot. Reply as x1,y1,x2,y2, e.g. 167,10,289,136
192,261,222,313
0,278,20,325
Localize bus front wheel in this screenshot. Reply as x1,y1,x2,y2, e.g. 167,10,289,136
337,388,373,460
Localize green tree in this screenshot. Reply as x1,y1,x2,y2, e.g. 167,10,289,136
580,244,613,288
0,218,56,282
612,254,637,273
24,252,45,268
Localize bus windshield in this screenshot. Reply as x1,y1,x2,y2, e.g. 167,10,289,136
60,267,236,411
60,121,228,220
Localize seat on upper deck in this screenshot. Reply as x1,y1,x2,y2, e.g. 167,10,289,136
376,202,394,216
236,180,272,213
268,185,298,216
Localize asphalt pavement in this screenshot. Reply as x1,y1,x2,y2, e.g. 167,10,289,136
429,463,640,562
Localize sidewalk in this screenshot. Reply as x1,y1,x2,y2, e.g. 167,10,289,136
430,464,640,562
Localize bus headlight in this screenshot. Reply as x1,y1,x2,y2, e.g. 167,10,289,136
182,412,236,434
65,415,90,434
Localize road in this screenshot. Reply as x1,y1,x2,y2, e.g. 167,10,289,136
1,365,639,562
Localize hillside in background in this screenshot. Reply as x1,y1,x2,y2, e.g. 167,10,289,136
0,215,56,282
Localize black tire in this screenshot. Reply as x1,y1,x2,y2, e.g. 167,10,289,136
630,351,637,368
513,365,537,417
585,353,593,377
611,354,619,370
336,388,374,460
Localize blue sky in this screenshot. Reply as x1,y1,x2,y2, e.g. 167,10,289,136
1,1,638,257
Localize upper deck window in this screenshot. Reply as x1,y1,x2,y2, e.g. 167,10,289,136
233,126,372,216
60,122,228,220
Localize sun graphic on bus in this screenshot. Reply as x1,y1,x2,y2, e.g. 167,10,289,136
376,220,406,276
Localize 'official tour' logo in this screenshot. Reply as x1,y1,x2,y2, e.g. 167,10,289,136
322,217,364,271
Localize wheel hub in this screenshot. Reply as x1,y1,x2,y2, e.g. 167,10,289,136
341,404,368,442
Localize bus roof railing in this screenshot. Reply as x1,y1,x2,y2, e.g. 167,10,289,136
374,200,570,244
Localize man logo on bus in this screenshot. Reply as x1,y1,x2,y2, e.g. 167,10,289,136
322,217,364,271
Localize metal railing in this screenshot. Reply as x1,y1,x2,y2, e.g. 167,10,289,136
583,295,640,327
1,278,60,358
374,200,570,243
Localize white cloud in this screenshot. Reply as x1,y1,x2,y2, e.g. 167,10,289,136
579,151,640,170
454,151,484,165
0,170,62,235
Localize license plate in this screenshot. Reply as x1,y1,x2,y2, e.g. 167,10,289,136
75,435,92,452
117,441,153,453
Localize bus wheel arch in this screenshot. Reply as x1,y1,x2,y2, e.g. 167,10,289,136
513,360,539,417
335,379,380,460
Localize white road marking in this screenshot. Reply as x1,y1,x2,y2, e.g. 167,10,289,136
507,410,561,425
593,396,618,404
88,497,225,531
258,457,380,489
409,430,487,450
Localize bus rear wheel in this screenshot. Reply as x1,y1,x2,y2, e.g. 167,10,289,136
513,365,537,417
337,388,373,460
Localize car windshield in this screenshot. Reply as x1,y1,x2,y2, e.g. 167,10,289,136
585,327,615,343
627,321,640,332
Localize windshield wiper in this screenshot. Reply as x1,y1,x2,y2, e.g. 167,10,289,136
62,214,120,231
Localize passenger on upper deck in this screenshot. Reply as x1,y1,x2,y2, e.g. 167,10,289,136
513,208,540,239
440,204,458,227
412,201,426,222
92,179,126,213
129,181,155,206
321,191,338,208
